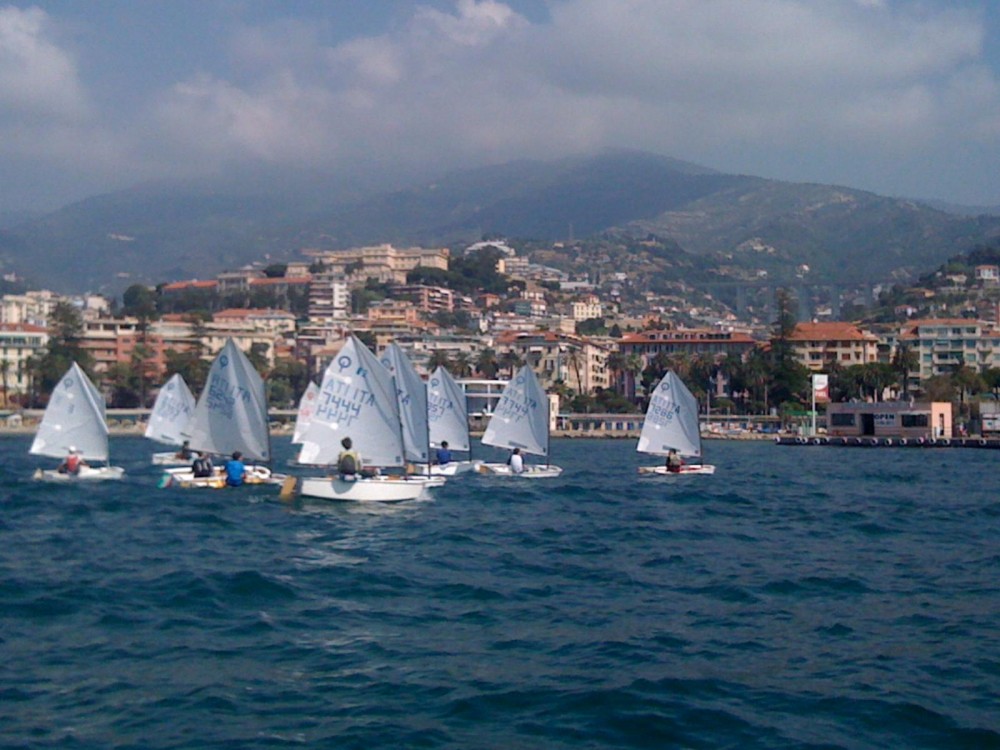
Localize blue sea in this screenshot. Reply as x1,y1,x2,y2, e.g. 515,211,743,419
2,436,999,749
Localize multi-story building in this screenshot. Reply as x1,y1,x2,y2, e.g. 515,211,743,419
0,323,49,404
571,296,602,321
494,331,609,393
617,328,757,362
391,285,455,314
0,290,62,327
787,321,880,372
304,244,449,285
898,318,1000,383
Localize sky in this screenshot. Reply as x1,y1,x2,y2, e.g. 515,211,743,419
3,0,1000,213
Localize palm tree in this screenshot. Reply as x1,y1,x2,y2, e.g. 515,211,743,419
606,350,626,394
0,359,9,408
498,350,522,378
475,347,499,379
427,350,452,373
892,344,919,398
564,346,585,394
450,351,472,378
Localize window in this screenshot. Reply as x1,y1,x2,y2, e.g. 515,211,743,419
901,414,929,428
831,413,855,426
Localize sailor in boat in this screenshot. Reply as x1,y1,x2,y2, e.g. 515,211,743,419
435,440,452,467
336,437,378,480
191,451,214,478
224,451,246,487
507,447,525,474
57,446,87,475
666,449,684,473
175,440,192,460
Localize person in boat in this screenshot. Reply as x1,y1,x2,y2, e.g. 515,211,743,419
507,447,525,474
665,449,684,473
336,437,377,479
224,451,246,487
57,446,87,475
435,440,452,466
175,440,192,460
192,451,214,478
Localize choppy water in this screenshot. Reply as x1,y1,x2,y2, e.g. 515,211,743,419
2,436,999,749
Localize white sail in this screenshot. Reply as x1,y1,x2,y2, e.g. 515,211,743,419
298,335,405,468
30,362,109,461
185,338,270,462
381,343,429,463
482,364,549,457
427,366,470,452
144,373,196,446
637,370,702,458
291,382,319,445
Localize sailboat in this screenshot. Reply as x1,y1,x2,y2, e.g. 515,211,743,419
425,365,480,475
30,362,125,481
479,364,563,478
637,370,716,476
381,343,431,469
145,373,196,465
160,338,284,488
288,335,445,502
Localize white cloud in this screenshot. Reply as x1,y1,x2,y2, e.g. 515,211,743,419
6,0,1000,208
0,6,88,118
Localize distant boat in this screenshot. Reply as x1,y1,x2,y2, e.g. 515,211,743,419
160,338,284,488
288,335,445,502
637,370,716,476
30,362,125,482
424,365,481,475
478,364,563,478
145,373,196,465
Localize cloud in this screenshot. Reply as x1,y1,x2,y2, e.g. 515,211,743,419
0,5,88,118
5,0,1000,208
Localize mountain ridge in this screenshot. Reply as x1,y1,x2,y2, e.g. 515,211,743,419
1,150,998,295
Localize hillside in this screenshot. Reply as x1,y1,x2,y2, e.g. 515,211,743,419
1,151,998,294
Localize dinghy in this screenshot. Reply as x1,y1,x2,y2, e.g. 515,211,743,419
160,339,285,488
287,335,444,502
423,366,481,475
145,373,196,465
637,370,716,476
478,364,562,478
31,362,125,481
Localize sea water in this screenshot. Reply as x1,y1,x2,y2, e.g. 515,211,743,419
2,436,998,749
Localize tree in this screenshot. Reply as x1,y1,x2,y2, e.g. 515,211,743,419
768,289,809,406
267,357,310,408
892,344,919,398
428,350,452,373
32,302,94,404
121,284,158,320
164,348,211,396
475,348,499,378
498,350,522,378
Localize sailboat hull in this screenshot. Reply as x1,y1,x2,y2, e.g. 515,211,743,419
160,465,285,489
638,464,716,476
413,460,482,476
151,451,191,466
34,466,125,482
299,475,445,502
477,462,563,478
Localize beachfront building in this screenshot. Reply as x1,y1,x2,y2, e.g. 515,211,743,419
787,321,880,372
826,401,952,441
898,318,1000,383
0,323,49,405
494,330,609,393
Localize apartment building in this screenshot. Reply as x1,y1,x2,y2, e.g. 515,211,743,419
494,331,609,393
305,244,449,285
0,323,49,404
898,318,1000,382
787,321,879,372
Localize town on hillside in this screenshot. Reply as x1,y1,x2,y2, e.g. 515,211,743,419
3,239,1000,436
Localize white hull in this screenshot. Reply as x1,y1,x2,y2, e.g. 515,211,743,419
414,460,482,476
151,451,191,466
160,464,285,489
638,464,716,476
34,465,125,482
297,474,446,502
477,462,563,478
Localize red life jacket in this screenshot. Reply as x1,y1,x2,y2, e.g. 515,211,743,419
66,454,81,473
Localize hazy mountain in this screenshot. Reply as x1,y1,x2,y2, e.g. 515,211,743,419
1,150,998,295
